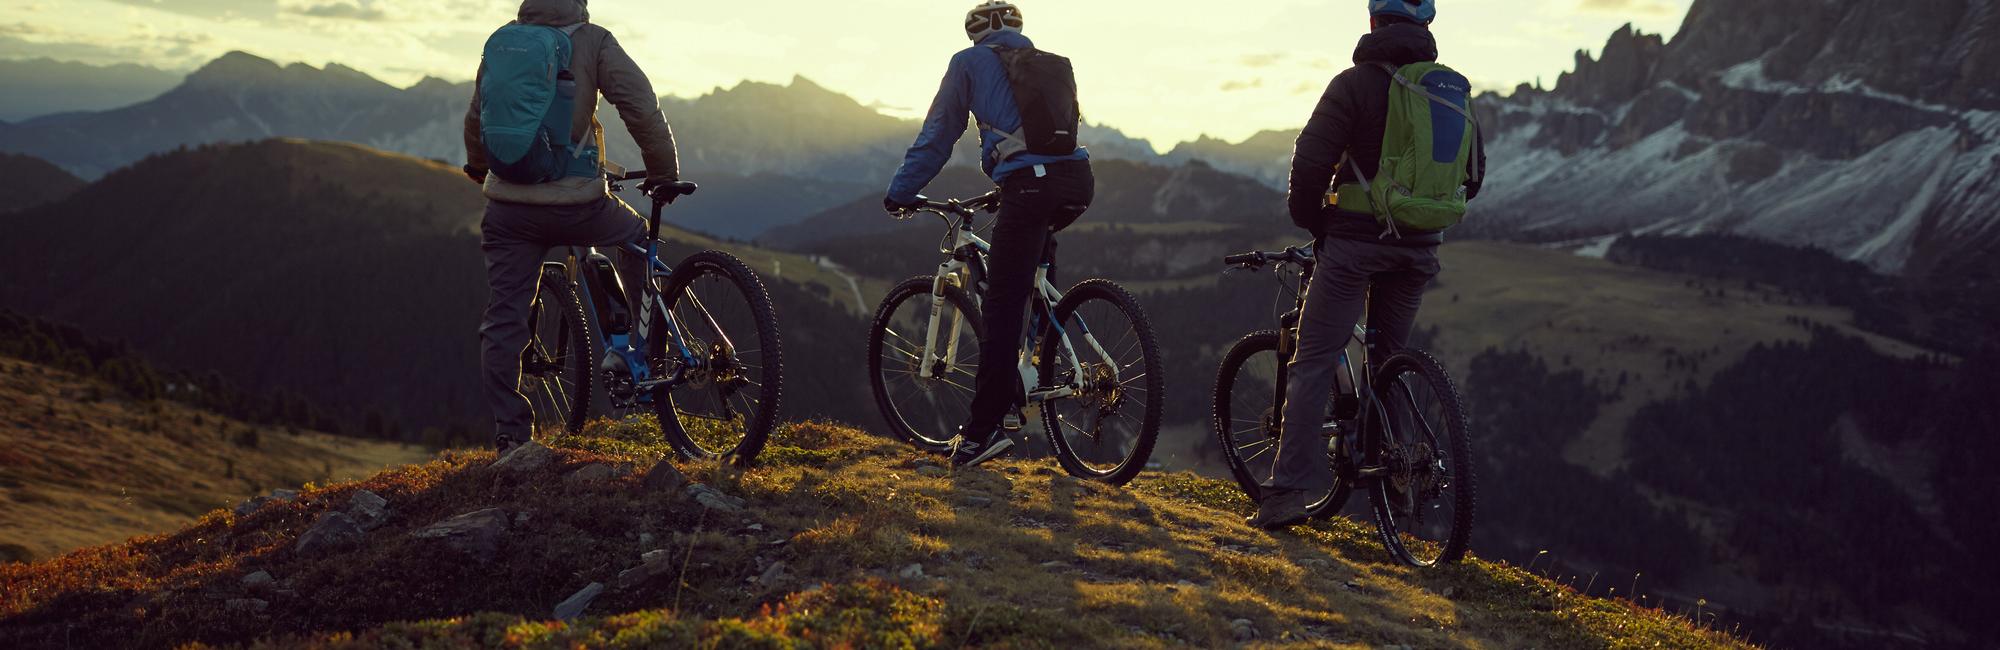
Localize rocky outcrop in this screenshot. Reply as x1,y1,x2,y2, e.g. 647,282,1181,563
1470,1,2000,273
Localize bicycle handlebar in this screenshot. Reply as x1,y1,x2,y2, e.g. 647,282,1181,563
892,189,1002,221
605,169,699,200
1223,244,1315,269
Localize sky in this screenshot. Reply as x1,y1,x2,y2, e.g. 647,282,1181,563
0,0,1694,148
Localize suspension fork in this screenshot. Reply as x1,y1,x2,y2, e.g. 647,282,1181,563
918,260,968,380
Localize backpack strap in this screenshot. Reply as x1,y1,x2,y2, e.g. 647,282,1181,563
1341,150,1402,240
1373,62,1483,184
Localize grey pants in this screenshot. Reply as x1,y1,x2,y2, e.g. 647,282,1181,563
481,196,647,441
1264,237,1441,493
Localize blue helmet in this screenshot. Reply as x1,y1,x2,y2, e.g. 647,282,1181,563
1368,0,1437,25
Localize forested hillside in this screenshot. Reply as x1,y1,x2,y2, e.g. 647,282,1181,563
0,140,878,442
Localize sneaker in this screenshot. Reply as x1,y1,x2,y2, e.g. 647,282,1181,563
1245,488,1311,530
950,433,1016,469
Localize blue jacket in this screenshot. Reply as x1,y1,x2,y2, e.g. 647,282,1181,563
886,31,1090,204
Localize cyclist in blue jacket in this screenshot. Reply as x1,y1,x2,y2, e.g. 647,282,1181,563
884,0,1094,469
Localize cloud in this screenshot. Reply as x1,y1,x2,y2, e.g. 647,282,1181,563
1220,78,1263,92
1240,52,1284,68
0,23,213,68
292,2,387,21
107,0,280,22
1578,0,1678,15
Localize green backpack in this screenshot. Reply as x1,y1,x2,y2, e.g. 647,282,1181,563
1329,61,1483,237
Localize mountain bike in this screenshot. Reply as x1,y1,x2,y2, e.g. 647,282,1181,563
866,191,1163,486
518,170,783,466
1212,244,1473,566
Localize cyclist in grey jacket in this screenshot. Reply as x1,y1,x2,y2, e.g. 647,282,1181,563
885,1,1093,469
1250,0,1485,529
463,0,681,453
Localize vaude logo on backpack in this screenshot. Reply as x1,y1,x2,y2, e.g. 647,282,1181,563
1330,61,1483,237
985,45,1081,159
478,23,587,185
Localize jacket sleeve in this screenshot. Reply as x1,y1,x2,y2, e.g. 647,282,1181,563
1287,74,1355,235
597,30,680,181
463,61,486,172
886,54,972,204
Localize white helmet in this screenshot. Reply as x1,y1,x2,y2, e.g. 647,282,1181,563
965,1,1023,42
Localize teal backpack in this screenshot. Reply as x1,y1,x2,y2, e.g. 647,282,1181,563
1330,61,1482,236
478,23,596,184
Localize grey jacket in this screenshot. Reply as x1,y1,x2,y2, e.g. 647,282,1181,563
464,0,679,205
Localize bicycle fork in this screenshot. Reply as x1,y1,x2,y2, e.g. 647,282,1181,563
918,272,969,380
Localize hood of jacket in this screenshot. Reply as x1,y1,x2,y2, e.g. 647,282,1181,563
974,30,1032,49
1352,23,1437,66
519,0,587,26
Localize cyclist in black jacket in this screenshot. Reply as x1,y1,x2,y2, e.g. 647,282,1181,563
1250,0,1487,530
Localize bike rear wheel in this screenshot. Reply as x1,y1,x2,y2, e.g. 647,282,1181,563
1365,349,1474,566
868,276,984,454
523,265,592,438
651,250,783,466
1212,330,1349,515
1038,279,1163,486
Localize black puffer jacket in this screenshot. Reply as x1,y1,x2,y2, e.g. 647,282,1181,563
1287,23,1487,246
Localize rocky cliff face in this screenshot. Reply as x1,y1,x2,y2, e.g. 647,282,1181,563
1473,0,2000,273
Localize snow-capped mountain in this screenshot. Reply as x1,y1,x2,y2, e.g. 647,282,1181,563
1474,0,2000,274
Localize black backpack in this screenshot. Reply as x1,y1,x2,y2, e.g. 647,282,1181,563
988,46,1080,156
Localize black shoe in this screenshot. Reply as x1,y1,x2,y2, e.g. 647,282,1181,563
495,434,522,456
950,433,1016,469
1246,489,1311,530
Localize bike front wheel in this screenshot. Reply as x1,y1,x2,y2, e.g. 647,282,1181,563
1364,349,1474,567
523,265,592,438
651,250,783,466
1212,330,1350,515
1038,279,1163,486
867,276,984,455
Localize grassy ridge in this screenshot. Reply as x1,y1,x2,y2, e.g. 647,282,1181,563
2,418,1744,648
0,357,428,563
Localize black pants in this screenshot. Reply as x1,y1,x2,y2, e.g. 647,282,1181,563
961,161,1095,442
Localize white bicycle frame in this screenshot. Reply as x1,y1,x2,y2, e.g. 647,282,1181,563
913,206,1120,404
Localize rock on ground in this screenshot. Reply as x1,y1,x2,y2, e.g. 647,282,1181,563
553,582,605,620
347,490,389,530
225,598,269,613
411,508,510,558
240,571,275,590
642,460,688,492
491,441,553,474
686,484,745,513
565,463,616,485
294,512,365,554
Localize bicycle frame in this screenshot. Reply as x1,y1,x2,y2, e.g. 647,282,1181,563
909,199,1119,404
556,193,729,398
1245,247,1402,478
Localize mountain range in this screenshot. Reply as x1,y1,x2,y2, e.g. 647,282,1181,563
12,0,1994,278
0,58,181,122
1165,0,2000,279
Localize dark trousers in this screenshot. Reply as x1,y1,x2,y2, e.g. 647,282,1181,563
1264,237,1440,492
480,196,647,441
961,161,1095,442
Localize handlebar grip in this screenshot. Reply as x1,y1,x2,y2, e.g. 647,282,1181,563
1223,253,1262,266
646,180,699,197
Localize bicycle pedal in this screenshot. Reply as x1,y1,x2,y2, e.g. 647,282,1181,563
1001,411,1025,432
